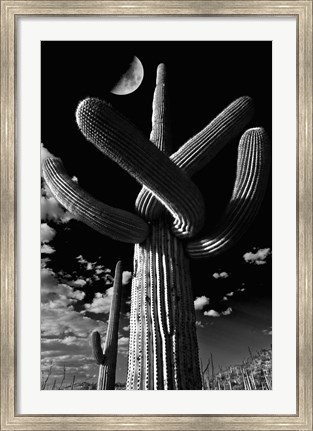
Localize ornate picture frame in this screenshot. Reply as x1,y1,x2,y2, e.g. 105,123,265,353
1,1,312,430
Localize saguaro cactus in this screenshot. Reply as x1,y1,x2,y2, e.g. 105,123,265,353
91,260,123,390
43,63,270,390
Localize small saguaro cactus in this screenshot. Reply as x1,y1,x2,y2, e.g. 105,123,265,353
91,260,123,390
43,63,270,390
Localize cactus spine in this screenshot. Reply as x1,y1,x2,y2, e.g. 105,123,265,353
91,261,123,390
43,63,270,390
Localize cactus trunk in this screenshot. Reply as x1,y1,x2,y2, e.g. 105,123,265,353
126,217,202,390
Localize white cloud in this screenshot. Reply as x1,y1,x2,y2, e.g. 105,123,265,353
41,244,55,254
222,307,233,316
226,292,234,297
95,267,105,275
72,279,87,288
41,267,85,307
72,176,78,183
40,196,65,221
203,307,233,317
41,266,57,288
204,309,220,317
243,248,271,265
41,223,56,243
77,255,87,265
41,304,104,338
41,195,66,222
76,256,112,280
123,326,130,332
41,257,51,268
42,336,89,349
118,336,129,357
105,275,114,285
262,327,272,336
41,142,55,163
84,288,113,314
222,296,228,301
195,321,204,328
122,271,132,285
62,336,85,346
212,271,229,279
41,190,74,223
194,296,210,310
87,262,96,271
42,285,84,308
71,290,86,301
118,337,129,346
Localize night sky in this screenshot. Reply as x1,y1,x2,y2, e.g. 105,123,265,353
41,41,272,387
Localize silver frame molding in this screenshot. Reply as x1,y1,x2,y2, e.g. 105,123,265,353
1,1,312,430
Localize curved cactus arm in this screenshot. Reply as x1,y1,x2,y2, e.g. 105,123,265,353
186,128,270,259
92,331,105,365
42,158,149,244
136,96,255,220
76,98,205,239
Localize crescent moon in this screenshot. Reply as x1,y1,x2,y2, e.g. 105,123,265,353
110,56,144,95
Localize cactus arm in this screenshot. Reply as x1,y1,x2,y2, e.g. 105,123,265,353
186,128,270,259
42,158,149,244
136,96,255,220
97,260,123,390
172,96,254,175
149,63,172,154
76,98,205,239
92,261,123,390
91,331,105,365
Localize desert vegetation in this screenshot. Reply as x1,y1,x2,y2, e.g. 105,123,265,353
41,346,272,390
201,347,272,390
41,365,97,390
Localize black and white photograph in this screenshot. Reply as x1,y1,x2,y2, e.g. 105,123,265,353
41,41,272,391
